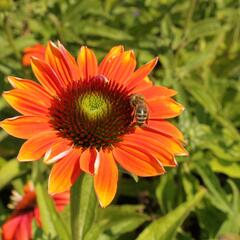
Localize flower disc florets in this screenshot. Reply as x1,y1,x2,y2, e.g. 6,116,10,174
80,92,110,121
10,190,36,216
49,75,134,149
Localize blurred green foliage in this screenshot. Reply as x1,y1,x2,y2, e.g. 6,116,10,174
0,0,240,239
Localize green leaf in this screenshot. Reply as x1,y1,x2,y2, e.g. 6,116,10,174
98,205,148,236
156,172,180,214
216,180,240,236
136,188,206,240
181,79,219,114
71,174,97,240
225,181,239,231
85,205,148,240
36,182,71,240
188,18,222,43
210,159,240,178
0,157,6,167
35,182,57,238
196,165,232,214
196,200,226,239
177,51,215,76
34,162,70,240
80,25,133,41
0,35,35,59
228,180,239,213
182,80,239,140
0,159,28,190
84,220,109,240
0,0,14,11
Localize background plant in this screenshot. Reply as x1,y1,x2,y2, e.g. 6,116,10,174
0,0,240,239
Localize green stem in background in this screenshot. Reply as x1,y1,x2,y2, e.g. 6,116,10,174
3,15,21,59
170,0,197,124
184,0,196,37
71,174,97,240
0,159,28,190
175,0,196,53
33,162,70,240
32,162,56,237
48,13,64,42
214,115,240,141
136,187,207,240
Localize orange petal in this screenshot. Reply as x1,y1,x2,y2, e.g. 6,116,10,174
45,41,79,86
127,57,158,89
130,80,153,93
31,57,63,96
57,41,81,81
143,76,152,84
146,120,184,142
113,144,165,177
94,149,118,207
135,85,177,99
148,97,184,119
0,116,52,139
44,140,73,164
23,182,34,194
2,213,33,240
17,213,33,240
48,149,81,194
134,127,188,156
103,50,136,84
3,89,49,116
121,135,176,167
33,208,41,227
7,76,52,104
17,131,59,161
2,216,22,240
77,46,98,80
79,147,97,175
52,191,70,211
99,45,124,74
22,43,46,66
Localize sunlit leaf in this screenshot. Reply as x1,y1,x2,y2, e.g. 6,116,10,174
0,159,28,190
136,188,206,240
71,174,97,240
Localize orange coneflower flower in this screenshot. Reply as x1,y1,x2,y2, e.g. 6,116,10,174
1,41,187,207
22,43,46,66
1,182,69,240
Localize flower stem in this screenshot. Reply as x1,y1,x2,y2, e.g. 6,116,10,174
71,174,97,240
33,162,57,238
33,162,70,240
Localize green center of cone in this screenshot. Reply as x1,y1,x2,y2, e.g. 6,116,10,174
79,93,110,120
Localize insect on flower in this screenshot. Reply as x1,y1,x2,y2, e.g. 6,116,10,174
130,94,149,126
0,41,188,207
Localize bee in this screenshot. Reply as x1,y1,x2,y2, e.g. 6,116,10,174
130,94,149,126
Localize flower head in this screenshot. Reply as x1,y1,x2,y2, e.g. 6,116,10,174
22,43,46,66
1,41,187,207
1,182,69,240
